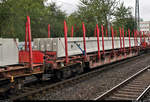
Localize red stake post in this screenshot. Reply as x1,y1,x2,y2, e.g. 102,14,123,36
82,22,87,60
143,31,146,48
64,21,69,64
106,28,108,37
48,24,50,38
96,24,101,60
122,28,126,54
140,31,142,45
125,31,127,37
128,29,131,52
134,30,136,49
119,28,122,52
135,30,138,49
71,26,74,37
27,16,33,71
111,26,114,52
101,25,105,54
25,22,28,51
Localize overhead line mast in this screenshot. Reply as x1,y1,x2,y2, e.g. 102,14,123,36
135,0,140,31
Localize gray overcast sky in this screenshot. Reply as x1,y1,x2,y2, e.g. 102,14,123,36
48,0,150,21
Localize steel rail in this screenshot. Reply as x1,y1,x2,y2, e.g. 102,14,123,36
94,65,150,100
136,85,150,101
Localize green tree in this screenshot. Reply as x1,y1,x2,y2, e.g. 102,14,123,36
67,0,119,37
113,3,136,36
0,0,66,41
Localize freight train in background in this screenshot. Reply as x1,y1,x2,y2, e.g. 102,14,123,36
0,16,150,96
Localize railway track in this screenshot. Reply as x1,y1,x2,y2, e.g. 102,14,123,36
94,65,150,101
4,54,147,101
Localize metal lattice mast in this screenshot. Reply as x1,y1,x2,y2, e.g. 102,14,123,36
135,0,140,31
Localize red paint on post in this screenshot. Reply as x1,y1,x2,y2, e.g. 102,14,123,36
140,31,142,45
96,24,101,60
101,25,105,54
128,29,131,52
27,16,33,71
143,31,146,48
64,21,69,64
119,28,122,52
25,22,28,51
48,24,50,38
134,30,136,49
125,31,127,37
122,28,126,53
111,26,114,52
131,32,133,36
106,28,108,37
82,22,87,60
71,26,74,37
135,30,138,48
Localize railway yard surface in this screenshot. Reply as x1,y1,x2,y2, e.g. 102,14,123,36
12,53,150,101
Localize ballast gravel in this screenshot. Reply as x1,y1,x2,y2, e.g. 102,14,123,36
34,53,150,100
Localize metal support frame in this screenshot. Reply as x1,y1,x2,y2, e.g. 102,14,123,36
134,30,137,49
128,29,131,52
111,26,114,53
135,30,138,50
106,28,108,37
125,31,127,37
71,26,74,37
64,21,69,64
122,28,126,54
96,24,101,60
140,31,142,45
25,22,28,51
82,22,87,61
101,25,105,54
27,16,33,71
143,31,146,47
119,28,122,52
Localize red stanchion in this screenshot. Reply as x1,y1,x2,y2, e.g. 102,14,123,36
143,31,146,48
106,28,108,37
101,25,105,54
96,24,101,60
140,31,142,45
134,30,136,49
82,22,87,61
25,22,28,51
64,21,69,63
122,28,126,54
71,26,74,37
27,16,33,71
125,31,127,37
119,27,122,52
111,26,114,52
128,29,131,52
135,30,138,49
